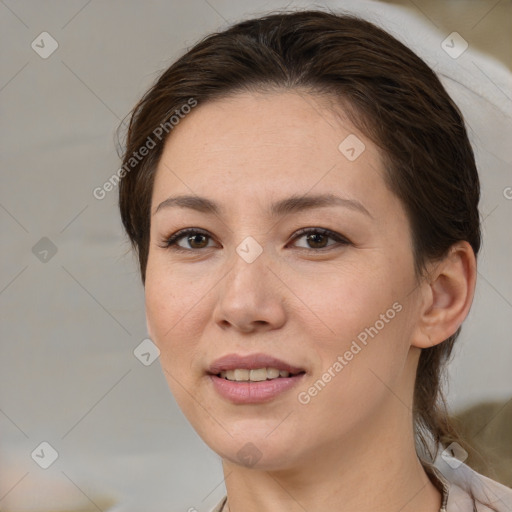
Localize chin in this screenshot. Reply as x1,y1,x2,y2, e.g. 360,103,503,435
201,429,301,471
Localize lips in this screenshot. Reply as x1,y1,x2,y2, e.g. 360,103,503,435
207,353,306,376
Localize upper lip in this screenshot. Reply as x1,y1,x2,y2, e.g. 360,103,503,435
208,353,306,375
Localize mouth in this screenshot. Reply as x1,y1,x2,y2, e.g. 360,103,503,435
207,353,306,404
216,367,305,381
207,352,306,379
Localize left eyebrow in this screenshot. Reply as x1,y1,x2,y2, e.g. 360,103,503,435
152,192,373,219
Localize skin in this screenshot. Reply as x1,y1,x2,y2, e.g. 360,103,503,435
144,90,476,511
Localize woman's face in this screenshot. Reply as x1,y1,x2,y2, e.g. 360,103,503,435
145,90,424,469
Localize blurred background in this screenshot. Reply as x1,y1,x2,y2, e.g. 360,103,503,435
1,1,511,510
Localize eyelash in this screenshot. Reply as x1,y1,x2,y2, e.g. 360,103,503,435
158,227,351,253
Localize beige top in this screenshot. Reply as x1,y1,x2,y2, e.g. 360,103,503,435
209,459,512,511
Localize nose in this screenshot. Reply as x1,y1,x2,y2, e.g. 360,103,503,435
212,243,287,333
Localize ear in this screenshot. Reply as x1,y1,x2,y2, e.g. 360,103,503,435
411,241,477,349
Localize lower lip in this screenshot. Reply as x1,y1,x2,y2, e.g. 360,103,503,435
209,373,305,404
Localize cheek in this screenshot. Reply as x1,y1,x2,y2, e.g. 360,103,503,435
300,259,414,392
145,275,205,416
145,250,208,327
144,262,204,372
298,306,412,437
305,262,401,341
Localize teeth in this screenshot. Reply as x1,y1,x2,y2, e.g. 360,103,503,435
234,369,249,381
219,367,294,382
249,368,267,381
267,368,280,379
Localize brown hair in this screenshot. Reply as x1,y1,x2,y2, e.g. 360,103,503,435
117,9,481,465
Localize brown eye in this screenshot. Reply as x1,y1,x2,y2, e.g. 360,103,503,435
185,233,209,249
291,228,351,250
304,232,329,249
159,228,215,251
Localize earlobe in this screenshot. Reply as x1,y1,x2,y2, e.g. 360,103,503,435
411,241,477,349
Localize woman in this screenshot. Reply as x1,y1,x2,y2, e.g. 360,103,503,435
117,9,512,511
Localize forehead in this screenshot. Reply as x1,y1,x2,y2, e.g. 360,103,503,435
152,90,389,212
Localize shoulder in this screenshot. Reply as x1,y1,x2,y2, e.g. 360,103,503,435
430,454,512,511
